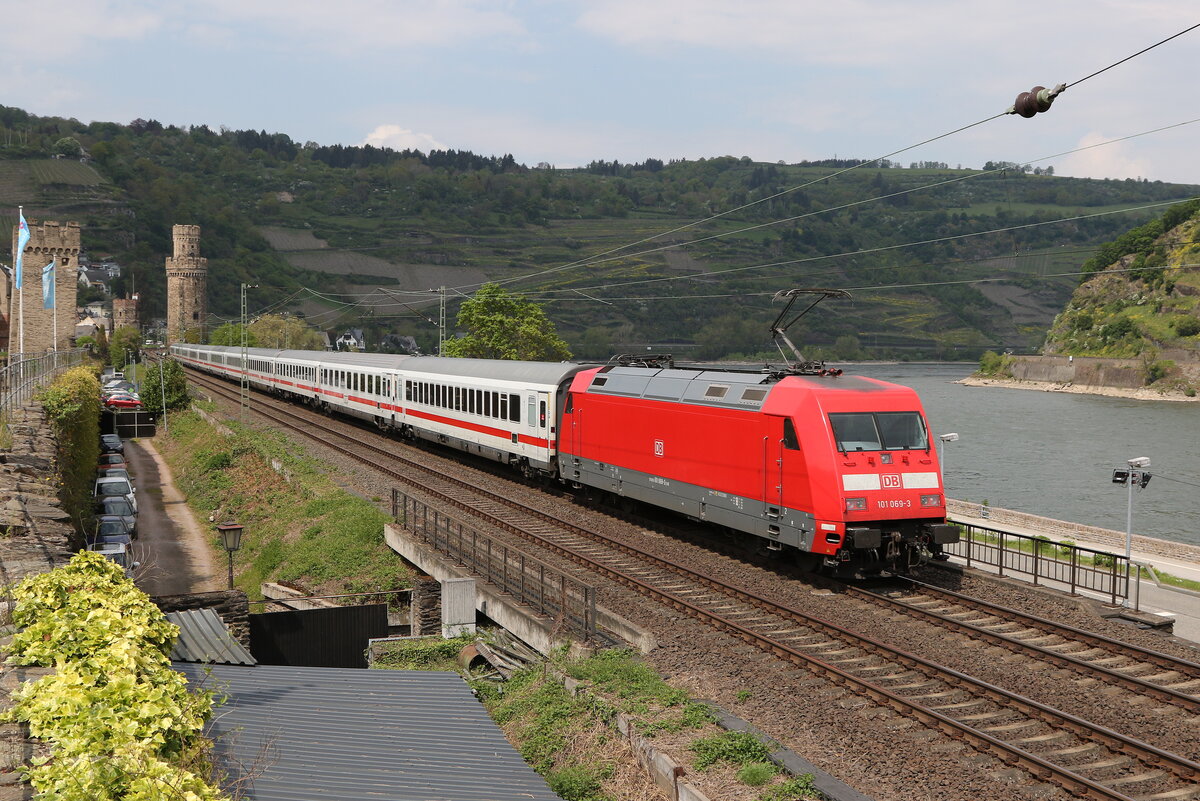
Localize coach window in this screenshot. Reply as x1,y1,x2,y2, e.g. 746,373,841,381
499,393,507,420
484,391,492,418
509,393,521,423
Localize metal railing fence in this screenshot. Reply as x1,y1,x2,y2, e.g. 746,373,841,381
1,350,88,415
392,488,596,641
945,520,1129,604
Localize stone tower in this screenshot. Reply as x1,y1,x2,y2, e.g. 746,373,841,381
112,296,139,333
165,224,207,344
8,219,80,353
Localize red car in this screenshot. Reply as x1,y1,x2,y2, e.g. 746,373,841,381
105,395,143,409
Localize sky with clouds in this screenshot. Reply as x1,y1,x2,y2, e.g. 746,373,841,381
5,1,1199,184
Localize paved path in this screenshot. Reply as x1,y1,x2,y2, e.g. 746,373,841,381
123,437,219,596
949,509,1200,645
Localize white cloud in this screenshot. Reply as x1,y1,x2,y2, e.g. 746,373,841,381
362,125,449,153
1055,132,1152,181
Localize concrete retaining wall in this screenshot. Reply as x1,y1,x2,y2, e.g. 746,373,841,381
1008,355,1146,388
384,522,657,654
947,498,1200,562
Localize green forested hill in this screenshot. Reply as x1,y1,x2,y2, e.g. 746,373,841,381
3,105,1198,360
1042,199,1200,362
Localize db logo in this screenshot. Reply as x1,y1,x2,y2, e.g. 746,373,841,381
654,439,664,457
881,474,902,488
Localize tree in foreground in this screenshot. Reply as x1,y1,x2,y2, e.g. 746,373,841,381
443,283,571,361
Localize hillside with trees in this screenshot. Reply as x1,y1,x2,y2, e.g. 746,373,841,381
2,104,1198,361
1042,199,1200,362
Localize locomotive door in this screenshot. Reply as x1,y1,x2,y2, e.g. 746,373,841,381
764,417,786,513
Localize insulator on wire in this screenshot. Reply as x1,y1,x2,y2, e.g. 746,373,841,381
1007,82,1067,118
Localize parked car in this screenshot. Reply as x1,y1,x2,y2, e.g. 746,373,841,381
105,395,143,409
95,496,137,538
98,453,126,467
96,467,131,482
94,475,136,514
87,515,133,547
100,434,124,453
87,542,138,578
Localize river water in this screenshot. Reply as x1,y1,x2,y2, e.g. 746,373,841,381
846,363,1200,547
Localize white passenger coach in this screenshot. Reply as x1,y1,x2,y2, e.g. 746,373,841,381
171,345,589,475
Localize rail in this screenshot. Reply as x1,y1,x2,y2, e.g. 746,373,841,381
944,519,1129,603
1,350,88,414
392,488,596,641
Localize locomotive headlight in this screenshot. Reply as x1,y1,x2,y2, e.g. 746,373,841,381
920,494,943,508
845,497,867,511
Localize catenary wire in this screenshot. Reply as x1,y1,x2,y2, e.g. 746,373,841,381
1067,22,1200,89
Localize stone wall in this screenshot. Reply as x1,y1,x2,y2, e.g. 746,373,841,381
153,590,252,650
0,403,77,598
1008,355,1200,389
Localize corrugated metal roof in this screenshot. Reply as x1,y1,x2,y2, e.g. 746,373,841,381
173,663,563,801
167,608,257,666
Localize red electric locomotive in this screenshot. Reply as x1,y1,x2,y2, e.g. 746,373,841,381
558,360,958,574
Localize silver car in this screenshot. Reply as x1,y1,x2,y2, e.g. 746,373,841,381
94,476,137,514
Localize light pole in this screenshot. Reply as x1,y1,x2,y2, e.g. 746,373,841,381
216,522,244,590
240,284,258,421
1112,456,1151,607
938,433,959,488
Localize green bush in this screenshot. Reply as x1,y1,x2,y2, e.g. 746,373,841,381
1145,359,1175,384
737,762,778,786
546,765,613,801
690,731,774,770
757,775,820,801
38,366,101,534
1173,315,1200,337
3,552,223,800
977,351,1012,377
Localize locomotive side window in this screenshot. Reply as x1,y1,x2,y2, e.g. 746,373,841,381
704,385,728,399
742,388,767,402
783,419,799,450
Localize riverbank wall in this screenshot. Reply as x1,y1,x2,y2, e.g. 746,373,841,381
962,355,1200,401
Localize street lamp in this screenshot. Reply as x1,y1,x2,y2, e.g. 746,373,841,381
1112,456,1151,607
938,433,959,486
216,522,244,590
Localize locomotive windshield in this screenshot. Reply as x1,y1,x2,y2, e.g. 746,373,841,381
829,412,928,452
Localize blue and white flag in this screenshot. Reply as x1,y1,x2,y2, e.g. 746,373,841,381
14,211,29,289
42,258,56,309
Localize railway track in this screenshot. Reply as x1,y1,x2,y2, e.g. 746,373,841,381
184,367,1200,801
847,578,1200,714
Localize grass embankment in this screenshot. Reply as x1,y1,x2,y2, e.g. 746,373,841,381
379,645,821,801
156,404,410,598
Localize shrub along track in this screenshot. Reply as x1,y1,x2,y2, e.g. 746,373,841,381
184,367,1200,801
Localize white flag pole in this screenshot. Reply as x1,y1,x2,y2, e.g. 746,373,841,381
17,205,23,358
